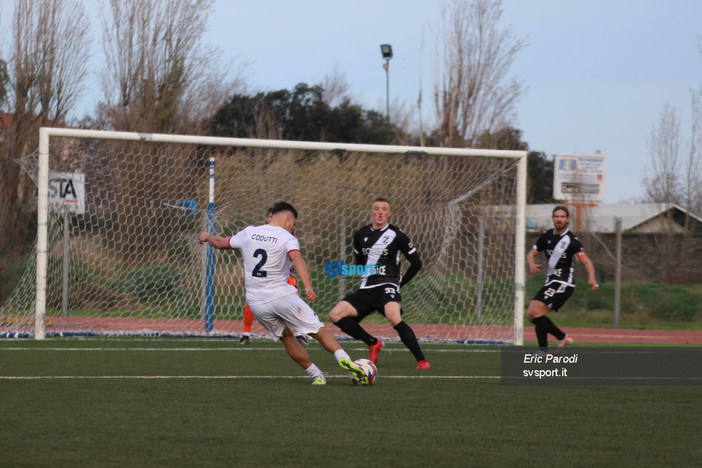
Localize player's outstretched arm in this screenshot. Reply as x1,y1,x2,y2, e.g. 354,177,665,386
288,250,316,303
577,252,599,291
198,232,230,250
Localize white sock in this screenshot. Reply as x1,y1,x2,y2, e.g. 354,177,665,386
304,363,322,378
334,349,351,363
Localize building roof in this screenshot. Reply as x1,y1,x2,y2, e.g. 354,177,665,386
524,203,702,233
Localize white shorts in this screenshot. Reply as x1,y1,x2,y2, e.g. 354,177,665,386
248,294,325,340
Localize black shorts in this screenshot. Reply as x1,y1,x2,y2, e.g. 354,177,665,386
532,283,574,311
343,286,402,321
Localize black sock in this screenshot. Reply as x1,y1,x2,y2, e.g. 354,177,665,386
542,316,566,341
393,321,425,362
333,317,376,346
531,316,549,349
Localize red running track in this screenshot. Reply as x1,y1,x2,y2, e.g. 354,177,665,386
4,315,701,344
538,327,702,345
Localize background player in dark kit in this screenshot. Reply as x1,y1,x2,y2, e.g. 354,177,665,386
526,205,598,353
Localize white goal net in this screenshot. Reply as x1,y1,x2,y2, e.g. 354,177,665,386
1,128,526,343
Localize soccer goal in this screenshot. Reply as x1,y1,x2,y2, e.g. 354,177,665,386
0,127,526,344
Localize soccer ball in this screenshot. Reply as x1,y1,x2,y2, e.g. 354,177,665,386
349,358,378,386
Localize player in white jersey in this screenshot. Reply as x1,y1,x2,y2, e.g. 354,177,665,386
239,208,308,346
198,201,367,385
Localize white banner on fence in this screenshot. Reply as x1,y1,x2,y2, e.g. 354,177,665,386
49,172,85,214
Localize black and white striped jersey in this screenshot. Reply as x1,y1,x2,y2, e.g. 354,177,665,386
352,223,421,289
533,228,585,287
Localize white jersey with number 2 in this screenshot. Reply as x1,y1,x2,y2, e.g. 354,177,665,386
227,224,299,304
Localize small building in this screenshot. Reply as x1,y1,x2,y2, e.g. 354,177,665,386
524,203,702,234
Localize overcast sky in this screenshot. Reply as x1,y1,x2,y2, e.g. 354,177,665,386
4,0,701,204
203,0,702,204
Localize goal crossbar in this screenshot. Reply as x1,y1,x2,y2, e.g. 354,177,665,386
31,127,527,343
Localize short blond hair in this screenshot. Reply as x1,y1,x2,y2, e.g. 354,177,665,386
372,196,390,208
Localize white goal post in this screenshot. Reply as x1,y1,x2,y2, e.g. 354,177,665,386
5,127,526,343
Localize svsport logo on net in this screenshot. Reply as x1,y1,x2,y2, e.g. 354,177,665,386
324,260,385,278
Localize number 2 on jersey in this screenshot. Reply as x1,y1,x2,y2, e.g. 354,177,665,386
252,248,268,277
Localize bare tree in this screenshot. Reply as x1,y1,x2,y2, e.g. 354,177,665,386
678,87,702,277
644,100,702,283
0,0,90,252
683,30,702,218
644,103,681,206
98,0,245,134
645,36,702,216
0,6,7,108
321,65,416,144
6,0,90,125
388,97,418,145
432,0,526,148
0,59,8,109
645,104,680,282
321,65,353,108
684,86,702,217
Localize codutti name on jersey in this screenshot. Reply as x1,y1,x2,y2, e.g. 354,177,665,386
251,233,278,243
324,260,386,278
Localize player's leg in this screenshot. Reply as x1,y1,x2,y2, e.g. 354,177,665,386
308,326,368,384
549,285,575,352
309,325,361,367
526,299,551,351
385,302,430,369
542,315,566,341
281,326,313,368
332,289,388,363
279,294,367,384
329,298,377,345
527,285,571,352
279,326,326,384
308,326,341,353
287,276,309,345
240,303,253,344
250,299,325,384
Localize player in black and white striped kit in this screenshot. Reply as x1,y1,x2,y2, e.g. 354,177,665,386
526,205,599,353
329,197,430,369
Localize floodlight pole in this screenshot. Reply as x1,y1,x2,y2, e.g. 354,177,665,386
380,44,393,141
380,44,393,196
384,59,390,130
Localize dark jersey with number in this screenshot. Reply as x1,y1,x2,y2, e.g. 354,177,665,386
352,223,421,290
533,228,585,287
